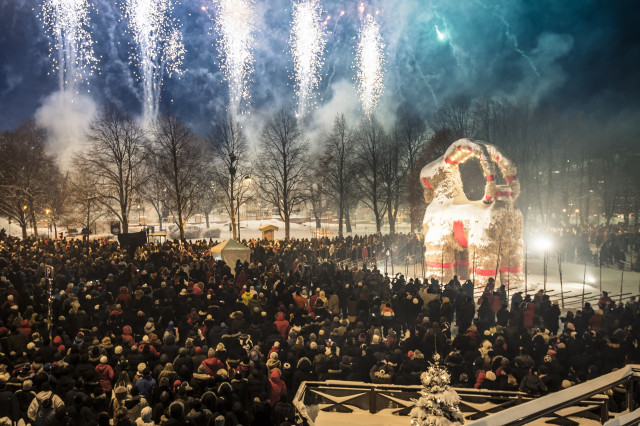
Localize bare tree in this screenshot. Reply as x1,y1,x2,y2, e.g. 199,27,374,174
67,172,105,235
200,180,219,229
140,170,169,231
430,94,477,139
308,174,324,230
74,104,149,234
0,121,56,238
150,114,209,241
319,114,356,237
45,171,72,237
353,117,387,233
254,109,309,239
208,115,253,240
393,105,428,233
380,133,404,234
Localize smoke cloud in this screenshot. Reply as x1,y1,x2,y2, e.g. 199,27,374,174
34,90,97,169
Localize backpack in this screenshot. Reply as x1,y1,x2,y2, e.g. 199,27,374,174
35,393,55,422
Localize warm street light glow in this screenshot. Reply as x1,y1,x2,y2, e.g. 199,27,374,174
532,235,553,251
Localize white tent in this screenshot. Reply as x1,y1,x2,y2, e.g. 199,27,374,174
210,239,250,267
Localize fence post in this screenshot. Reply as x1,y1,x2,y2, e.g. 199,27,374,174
369,386,376,414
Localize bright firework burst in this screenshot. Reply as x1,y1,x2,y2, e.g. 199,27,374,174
355,14,385,117
212,0,256,117
122,0,185,125
39,0,98,94
290,0,327,119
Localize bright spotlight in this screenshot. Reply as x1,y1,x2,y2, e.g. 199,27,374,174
531,235,553,251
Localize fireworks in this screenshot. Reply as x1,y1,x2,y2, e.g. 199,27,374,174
39,0,98,94
290,0,327,119
122,0,185,125
212,0,256,117
355,14,385,117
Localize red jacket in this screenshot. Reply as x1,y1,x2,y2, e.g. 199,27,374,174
523,303,535,328
274,313,290,340
589,314,603,331
269,368,287,406
95,363,114,392
201,357,224,376
121,326,134,347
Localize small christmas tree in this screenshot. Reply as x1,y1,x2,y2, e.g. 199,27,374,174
409,360,464,426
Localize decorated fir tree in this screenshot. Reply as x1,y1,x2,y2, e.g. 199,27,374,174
409,360,464,426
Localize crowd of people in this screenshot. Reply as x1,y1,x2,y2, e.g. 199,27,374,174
0,233,639,425
550,225,640,270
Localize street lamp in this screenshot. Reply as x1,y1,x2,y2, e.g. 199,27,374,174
237,176,252,240
532,235,553,292
45,209,51,238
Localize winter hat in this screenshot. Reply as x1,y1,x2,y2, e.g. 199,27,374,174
140,406,153,421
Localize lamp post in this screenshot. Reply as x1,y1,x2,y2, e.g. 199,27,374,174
229,154,237,239
532,235,552,293
236,176,252,240
22,205,30,237
45,209,51,238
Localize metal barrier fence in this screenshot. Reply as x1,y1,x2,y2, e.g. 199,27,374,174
292,372,637,425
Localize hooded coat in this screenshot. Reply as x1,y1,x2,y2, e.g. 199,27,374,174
274,312,290,340
95,362,115,393
268,368,286,406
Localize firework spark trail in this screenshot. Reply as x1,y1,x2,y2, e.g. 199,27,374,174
39,0,97,95
212,0,256,117
323,10,345,98
290,0,327,119
409,48,438,107
355,14,385,117
496,14,540,77
473,0,539,77
123,0,185,125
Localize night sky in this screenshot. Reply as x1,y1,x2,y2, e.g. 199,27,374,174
1,0,640,153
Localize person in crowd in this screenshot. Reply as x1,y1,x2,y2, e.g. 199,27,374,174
0,233,639,425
